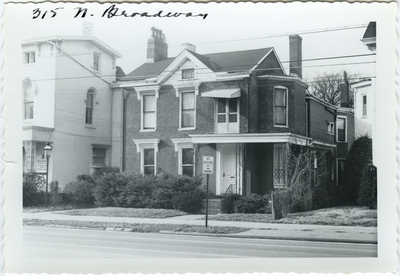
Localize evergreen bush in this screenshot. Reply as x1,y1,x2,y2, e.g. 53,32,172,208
124,174,156,208
343,135,372,204
93,172,129,207
23,172,45,207
357,163,377,209
63,175,96,206
220,193,241,214
233,194,270,214
170,175,205,213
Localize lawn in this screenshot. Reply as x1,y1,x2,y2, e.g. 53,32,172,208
23,219,248,234
53,207,188,219
205,206,377,227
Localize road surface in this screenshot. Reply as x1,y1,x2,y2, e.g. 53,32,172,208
24,226,377,258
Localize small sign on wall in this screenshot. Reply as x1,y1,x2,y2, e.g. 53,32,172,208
202,156,214,174
36,158,47,173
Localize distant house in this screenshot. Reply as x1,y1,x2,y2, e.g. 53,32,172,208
111,28,353,195
22,23,122,185
351,21,376,152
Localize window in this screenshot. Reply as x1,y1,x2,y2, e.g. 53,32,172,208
337,116,346,142
274,87,288,126
142,94,156,130
133,139,160,175
92,148,106,168
327,122,334,135
24,102,34,120
216,98,239,133
180,91,195,128
24,52,35,64
143,148,155,175
362,95,367,117
86,89,94,124
93,53,100,71
182,68,194,79
273,144,286,188
23,80,35,120
181,148,194,176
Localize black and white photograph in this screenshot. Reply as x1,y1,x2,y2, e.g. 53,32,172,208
2,1,397,274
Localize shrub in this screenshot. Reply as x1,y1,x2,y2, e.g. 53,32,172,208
93,173,129,207
124,174,157,208
92,166,120,180
170,175,205,213
343,135,373,204
93,172,205,212
221,194,241,214
23,172,45,207
63,175,96,206
151,175,175,209
233,194,270,214
271,189,291,220
357,163,377,209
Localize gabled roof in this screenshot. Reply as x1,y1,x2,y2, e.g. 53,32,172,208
363,22,376,39
22,36,122,58
120,58,174,81
203,47,273,72
122,47,278,82
116,66,126,81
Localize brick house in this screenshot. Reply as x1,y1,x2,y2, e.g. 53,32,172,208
111,28,354,196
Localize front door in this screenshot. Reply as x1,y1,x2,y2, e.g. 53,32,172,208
218,144,242,195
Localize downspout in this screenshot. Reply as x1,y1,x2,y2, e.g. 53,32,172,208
122,89,129,171
246,78,250,133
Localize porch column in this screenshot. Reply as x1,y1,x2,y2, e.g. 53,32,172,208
23,140,36,172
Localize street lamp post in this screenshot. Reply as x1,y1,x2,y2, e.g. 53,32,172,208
44,142,52,208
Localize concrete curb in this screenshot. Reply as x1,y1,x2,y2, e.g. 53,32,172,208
158,230,377,244
31,224,377,245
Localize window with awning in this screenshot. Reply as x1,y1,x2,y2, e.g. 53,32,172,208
201,88,241,99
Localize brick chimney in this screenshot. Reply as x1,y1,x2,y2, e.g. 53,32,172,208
289,35,302,79
182,43,196,53
340,71,350,108
146,27,168,63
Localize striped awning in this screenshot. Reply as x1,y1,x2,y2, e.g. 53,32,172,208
201,89,241,98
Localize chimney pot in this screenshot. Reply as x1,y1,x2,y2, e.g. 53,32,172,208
146,27,168,63
289,35,302,79
340,71,350,108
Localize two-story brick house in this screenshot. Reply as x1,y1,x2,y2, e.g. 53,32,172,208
22,24,122,185
112,28,349,196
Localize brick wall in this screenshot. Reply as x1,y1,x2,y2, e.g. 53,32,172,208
307,99,336,145
124,80,247,176
257,78,306,135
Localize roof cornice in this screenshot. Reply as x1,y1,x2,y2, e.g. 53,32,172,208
22,36,122,58
257,74,308,88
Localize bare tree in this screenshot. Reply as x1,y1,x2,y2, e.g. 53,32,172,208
308,72,359,108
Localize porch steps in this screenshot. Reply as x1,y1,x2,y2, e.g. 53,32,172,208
200,199,222,215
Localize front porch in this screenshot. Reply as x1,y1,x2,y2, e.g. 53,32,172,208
191,133,314,197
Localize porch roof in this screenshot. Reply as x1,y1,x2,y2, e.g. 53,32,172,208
201,89,241,99
189,133,312,145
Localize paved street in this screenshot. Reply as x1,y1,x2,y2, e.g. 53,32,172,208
24,226,377,258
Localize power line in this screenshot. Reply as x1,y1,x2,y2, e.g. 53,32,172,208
31,24,369,58
28,58,375,83
193,24,369,46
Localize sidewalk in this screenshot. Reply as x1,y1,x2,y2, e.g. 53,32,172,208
23,212,377,244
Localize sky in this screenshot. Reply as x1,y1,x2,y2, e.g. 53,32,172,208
4,2,388,82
